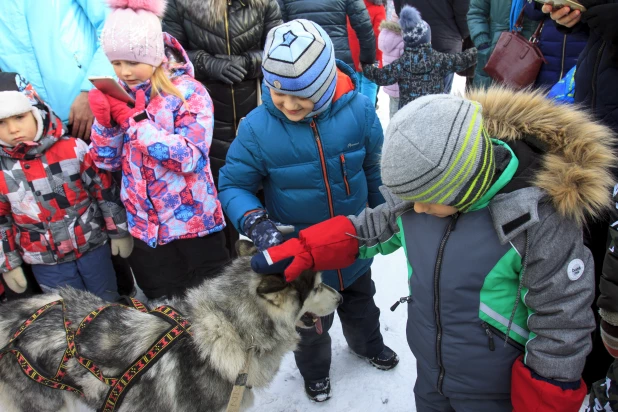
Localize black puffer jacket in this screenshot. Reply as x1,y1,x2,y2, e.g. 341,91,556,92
163,0,282,186
572,0,618,134
276,0,376,66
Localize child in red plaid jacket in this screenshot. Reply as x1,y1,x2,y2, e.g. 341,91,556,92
0,72,132,302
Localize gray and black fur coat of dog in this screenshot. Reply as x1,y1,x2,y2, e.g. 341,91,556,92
0,240,341,411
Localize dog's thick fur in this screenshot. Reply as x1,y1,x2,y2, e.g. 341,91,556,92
0,241,341,412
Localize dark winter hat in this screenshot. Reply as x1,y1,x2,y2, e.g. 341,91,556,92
262,19,337,118
0,72,44,146
382,94,495,212
399,6,431,47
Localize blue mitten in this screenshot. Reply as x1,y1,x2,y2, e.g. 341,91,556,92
243,211,284,251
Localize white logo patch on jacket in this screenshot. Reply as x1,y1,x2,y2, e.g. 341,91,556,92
567,259,585,281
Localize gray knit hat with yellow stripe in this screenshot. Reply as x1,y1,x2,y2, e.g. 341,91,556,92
382,94,495,212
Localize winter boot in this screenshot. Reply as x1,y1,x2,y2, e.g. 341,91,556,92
304,377,332,402
356,345,400,371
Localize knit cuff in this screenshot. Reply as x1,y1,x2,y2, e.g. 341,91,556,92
473,33,492,48
601,308,618,326
601,318,618,358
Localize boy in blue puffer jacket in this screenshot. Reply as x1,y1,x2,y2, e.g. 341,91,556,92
218,19,398,402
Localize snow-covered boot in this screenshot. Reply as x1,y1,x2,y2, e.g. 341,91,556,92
357,345,400,370
304,377,332,402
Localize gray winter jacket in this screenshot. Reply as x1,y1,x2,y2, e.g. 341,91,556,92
349,87,615,397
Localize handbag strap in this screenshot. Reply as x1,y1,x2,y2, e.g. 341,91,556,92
529,20,545,44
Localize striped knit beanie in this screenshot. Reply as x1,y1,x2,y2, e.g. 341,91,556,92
382,94,495,212
262,19,337,118
399,6,431,48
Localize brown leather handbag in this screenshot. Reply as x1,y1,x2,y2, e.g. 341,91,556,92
483,9,546,90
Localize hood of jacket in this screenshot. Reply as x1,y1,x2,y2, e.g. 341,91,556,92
175,0,271,25
0,76,65,161
261,60,359,123
379,21,403,55
467,86,616,226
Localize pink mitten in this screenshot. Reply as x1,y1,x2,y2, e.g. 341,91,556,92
108,89,147,128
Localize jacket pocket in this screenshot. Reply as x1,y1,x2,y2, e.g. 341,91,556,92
340,154,351,196
480,321,525,353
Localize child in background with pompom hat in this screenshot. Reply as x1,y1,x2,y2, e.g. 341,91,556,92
89,0,230,300
363,6,477,110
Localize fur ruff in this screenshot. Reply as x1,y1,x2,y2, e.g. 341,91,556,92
380,20,401,34
107,0,168,16
466,86,617,226
177,0,270,25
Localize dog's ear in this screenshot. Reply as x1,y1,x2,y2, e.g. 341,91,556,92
236,239,258,257
257,274,288,295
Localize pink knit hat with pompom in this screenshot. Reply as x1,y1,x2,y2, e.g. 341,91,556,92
101,0,167,67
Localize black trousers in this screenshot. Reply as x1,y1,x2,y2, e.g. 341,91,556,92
127,231,230,300
293,270,384,381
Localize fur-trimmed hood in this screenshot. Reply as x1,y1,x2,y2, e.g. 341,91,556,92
380,20,401,34
466,87,617,226
175,0,271,24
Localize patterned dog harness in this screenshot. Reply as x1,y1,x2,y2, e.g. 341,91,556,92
0,297,192,412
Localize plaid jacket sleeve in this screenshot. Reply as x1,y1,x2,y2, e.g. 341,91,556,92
0,193,22,272
77,139,129,239
89,120,125,172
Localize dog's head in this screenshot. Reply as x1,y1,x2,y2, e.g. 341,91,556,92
237,239,342,326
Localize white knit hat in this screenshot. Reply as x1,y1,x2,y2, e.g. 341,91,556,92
0,74,44,146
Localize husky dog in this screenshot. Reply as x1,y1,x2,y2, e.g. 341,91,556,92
0,240,341,412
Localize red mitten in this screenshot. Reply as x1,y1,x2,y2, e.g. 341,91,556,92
298,215,359,271
251,216,359,282
108,89,146,128
88,89,113,128
511,355,586,412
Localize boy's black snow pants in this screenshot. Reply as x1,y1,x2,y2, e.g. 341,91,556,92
293,269,384,381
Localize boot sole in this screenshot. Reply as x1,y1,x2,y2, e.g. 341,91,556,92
352,351,400,371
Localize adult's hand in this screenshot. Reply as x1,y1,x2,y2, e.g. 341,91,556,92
542,5,582,27
69,91,95,141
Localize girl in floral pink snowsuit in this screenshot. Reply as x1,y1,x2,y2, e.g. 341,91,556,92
89,0,229,299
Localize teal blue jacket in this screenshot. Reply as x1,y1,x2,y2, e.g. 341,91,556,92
0,0,114,123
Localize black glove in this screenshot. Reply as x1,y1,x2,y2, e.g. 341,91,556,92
243,211,284,252
194,51,247,85
582,3,618,46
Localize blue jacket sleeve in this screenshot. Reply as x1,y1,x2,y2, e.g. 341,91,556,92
76,0,114,91
363,102,384,208
217,119,268,232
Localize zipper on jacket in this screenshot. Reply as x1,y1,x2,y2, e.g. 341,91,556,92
481,322,496,351
340,154,351,196
591,41,606,112
311,119,344,290
390,296,412,311
224,5,238,132
434,213,459,396
559,35,567,80
482,321,525,352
